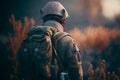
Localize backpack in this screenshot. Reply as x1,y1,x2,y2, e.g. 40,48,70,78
19,26,70,79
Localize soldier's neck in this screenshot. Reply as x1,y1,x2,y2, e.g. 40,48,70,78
43,20,64,32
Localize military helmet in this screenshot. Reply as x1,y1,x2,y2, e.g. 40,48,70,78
40,1,69,20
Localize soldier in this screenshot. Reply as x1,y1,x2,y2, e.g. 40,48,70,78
16,1,83,80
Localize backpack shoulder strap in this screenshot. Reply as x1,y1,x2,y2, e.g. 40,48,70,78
52,32,71,49
51,32,71,72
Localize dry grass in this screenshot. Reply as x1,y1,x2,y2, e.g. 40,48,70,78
7,15,120,80
8,14,30,56
8,14,35,80
88,59,120,80
70,26,120,52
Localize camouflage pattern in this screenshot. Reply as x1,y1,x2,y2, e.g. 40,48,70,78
16,20,83,80
16,26,57,80
53,31,83,80
44,20,83,80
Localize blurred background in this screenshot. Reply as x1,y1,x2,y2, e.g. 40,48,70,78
0,0,120,80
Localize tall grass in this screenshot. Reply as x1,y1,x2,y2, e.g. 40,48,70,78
8,14,33,80
7,15,120,80
8,14,29,56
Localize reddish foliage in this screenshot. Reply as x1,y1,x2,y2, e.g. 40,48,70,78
69,26,120,52
8,14,30,56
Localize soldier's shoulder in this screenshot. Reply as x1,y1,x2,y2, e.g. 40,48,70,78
53,32,71,41
53,31,75,46
60,34,75,45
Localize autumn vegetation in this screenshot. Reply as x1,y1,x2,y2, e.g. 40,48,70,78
7,15,120,80
7,15,34,80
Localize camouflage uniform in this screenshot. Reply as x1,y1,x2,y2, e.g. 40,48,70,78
44,20,83,80
16,20,83,80
17,1,83,80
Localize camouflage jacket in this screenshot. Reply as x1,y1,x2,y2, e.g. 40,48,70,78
16,20,83,80
44,20,83,80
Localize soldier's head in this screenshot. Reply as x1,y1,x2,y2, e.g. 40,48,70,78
40,1,69,31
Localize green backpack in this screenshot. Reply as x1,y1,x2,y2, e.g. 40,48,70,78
19,26,69,79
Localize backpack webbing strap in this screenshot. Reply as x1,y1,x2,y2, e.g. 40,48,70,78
52,32,71,72
52,32,71,49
